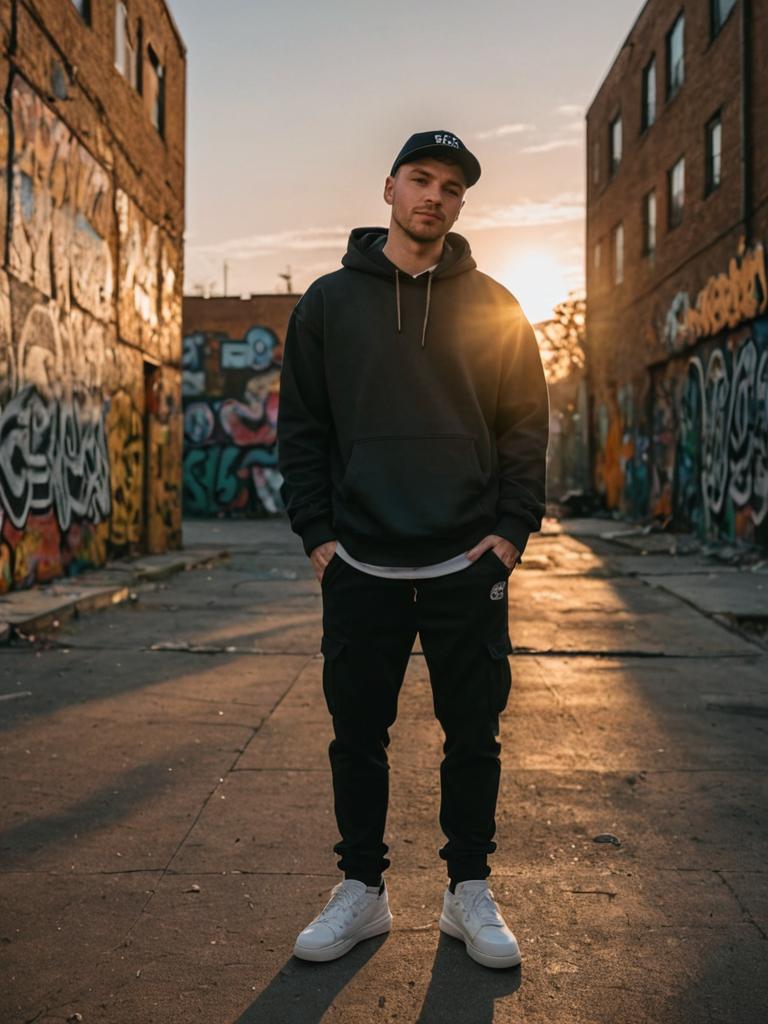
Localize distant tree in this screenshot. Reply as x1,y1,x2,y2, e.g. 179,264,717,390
535,292,586,384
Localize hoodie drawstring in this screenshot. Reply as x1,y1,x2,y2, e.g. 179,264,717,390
420,272,432,348
394,268,433,346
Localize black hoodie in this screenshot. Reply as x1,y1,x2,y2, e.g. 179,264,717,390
276,226,549,567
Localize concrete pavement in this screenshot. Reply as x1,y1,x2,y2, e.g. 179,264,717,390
0,547,228,641
1,517,767,1023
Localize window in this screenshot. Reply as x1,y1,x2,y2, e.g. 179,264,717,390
146,46,165,136
706,113,722,194
711,0,737,36
594,242,602,272
70,0,90,22
643,190,657,256
666,13,685,99
115,4,139,90
668,157,685,227
610,115,623,176
642,57,657,130
613,223,624,284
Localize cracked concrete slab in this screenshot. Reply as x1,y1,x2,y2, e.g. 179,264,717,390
7,866,764,1024
506,572,756,655
0,871,164,1024
643,571,768,619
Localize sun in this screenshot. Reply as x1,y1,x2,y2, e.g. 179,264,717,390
495,249,576,324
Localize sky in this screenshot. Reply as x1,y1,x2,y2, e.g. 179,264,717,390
170,0,643,324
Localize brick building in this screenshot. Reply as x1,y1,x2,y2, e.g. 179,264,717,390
586,0,768,548
182,294,298,517
0,0,186,591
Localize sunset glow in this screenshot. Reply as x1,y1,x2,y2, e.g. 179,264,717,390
495,249,578,324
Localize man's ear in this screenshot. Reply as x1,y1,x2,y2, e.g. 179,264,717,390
383,174,395,207
455,198,465,220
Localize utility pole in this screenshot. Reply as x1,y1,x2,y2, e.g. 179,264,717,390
278,265,293,293
223,260,229,296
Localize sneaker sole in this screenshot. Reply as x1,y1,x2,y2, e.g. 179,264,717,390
293,910,393,963
439,914,522,970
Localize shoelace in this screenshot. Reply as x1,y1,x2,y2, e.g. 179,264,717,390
315,883,366,924
461,887,503,926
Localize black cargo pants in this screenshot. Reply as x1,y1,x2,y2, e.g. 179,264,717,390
319,547,513,886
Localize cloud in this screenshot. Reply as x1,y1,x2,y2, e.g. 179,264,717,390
520,137,582,154
462,192,584,230
189,225,350,260
474,123,534,140
556,103,583,116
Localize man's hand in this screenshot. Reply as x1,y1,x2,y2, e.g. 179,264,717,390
310,540,338,583
465,534,520,571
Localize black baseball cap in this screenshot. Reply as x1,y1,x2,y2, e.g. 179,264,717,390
390,130,481,188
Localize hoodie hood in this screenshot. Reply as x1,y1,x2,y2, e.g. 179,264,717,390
341,227,477,347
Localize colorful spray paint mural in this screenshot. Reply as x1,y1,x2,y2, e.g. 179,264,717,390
593,241,768,549
182,327,284,516
0,76,183,592
593,380,652,517
671,324,768,541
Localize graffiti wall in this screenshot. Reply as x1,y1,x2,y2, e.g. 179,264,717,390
0,76,182,592
591,242,768,549
661,322,768,544
182,326,283,516
594,380,651,516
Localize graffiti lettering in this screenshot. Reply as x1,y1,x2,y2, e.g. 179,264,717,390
182,325,284,516
594,324,768,546
688,244,767,342
696,339,768,527
664,242,768,351
0,386,111,531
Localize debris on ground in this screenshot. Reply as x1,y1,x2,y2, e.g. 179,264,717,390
593,833,622,847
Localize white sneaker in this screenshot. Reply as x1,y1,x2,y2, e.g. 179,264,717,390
293,879,392,962
439,880,522,969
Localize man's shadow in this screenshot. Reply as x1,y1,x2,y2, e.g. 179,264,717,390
232,931,521,1024
416,932,522,1024
231,935,388,1024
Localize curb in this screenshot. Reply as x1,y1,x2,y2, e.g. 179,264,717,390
0,547,229,643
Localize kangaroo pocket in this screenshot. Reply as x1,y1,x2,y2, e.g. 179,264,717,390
336,434,488,540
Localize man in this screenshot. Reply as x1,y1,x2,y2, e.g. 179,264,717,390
277,130,549,969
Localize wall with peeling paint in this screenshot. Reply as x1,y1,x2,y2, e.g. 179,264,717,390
0,2,185,591
181,296,297,518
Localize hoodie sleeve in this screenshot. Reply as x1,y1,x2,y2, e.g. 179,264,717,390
277,298,336,557
492,304,550,558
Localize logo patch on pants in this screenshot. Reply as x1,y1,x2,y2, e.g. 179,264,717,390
490,581,506,600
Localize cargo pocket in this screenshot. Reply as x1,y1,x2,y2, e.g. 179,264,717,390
485,633,513,714
320,634,346,715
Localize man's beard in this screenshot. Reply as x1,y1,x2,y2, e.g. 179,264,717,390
392,206,448,244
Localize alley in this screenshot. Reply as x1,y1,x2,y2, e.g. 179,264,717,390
1,518,767,1024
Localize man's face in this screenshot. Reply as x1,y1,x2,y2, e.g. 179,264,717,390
384,157,466,243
